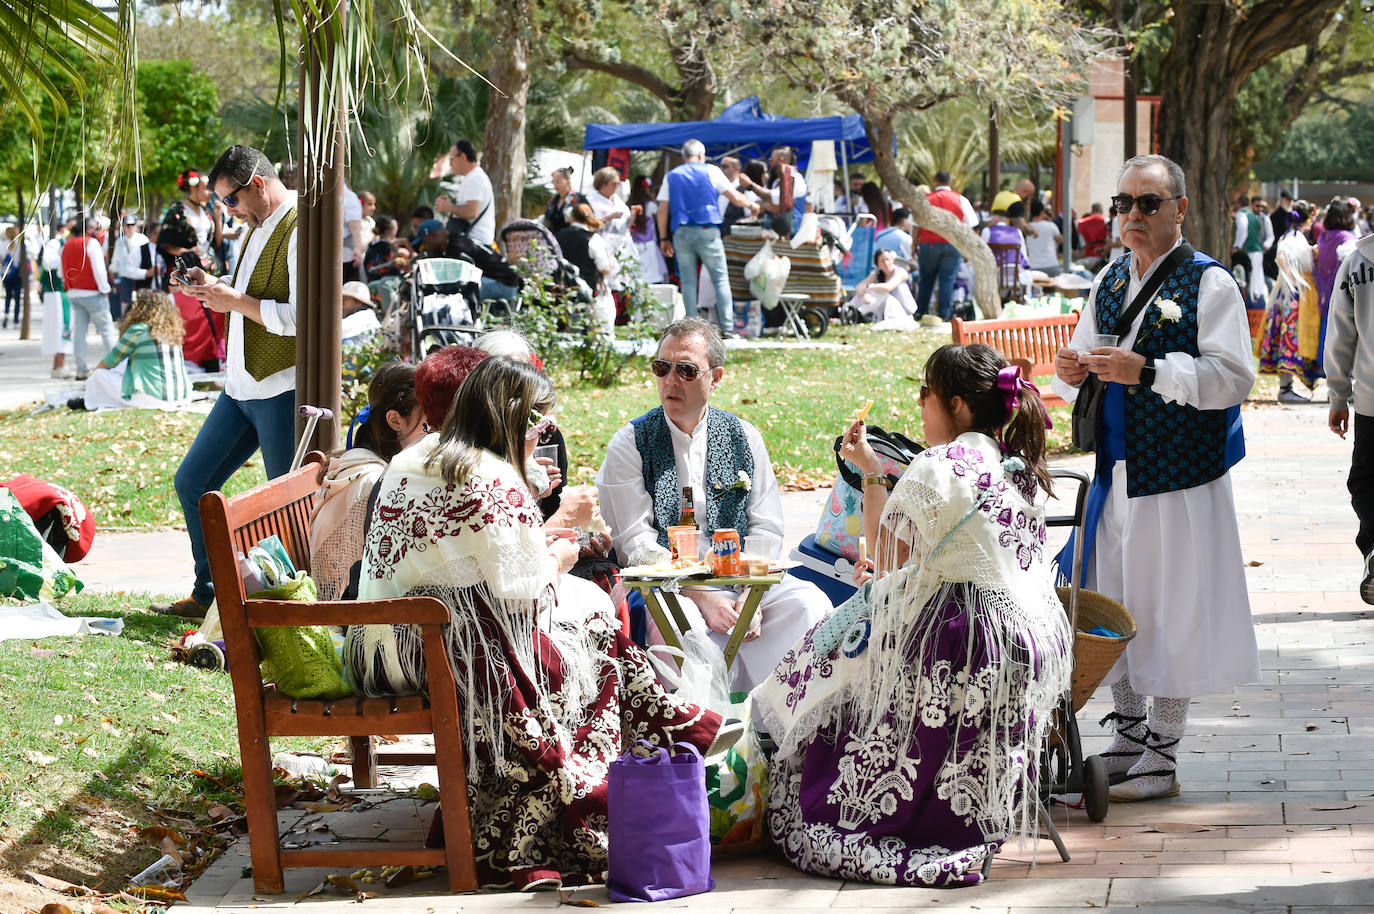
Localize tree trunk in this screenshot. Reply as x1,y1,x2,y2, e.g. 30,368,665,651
863,110,1001,318
295,0,345,454
482,0,531,228
18,185,31,341
1155,0,1345,259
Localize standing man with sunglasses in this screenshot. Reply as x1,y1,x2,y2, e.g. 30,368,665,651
596,317,829,690
1051,154,1258,802
155,144,298,618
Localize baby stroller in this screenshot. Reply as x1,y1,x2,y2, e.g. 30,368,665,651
820,213,878,325
409,257,484,358
497,219,592,319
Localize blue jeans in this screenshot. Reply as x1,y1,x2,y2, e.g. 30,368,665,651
481,276,520,301
672,224,734,330
66,291,119,374
175,390,297,604
916,242,963,319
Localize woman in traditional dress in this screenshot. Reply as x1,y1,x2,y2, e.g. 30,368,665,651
78,290,192,411
628,177,667,284
309,362,424,601
1316,197,1359,364
1257,200,1321,403
754,343,1072,886
344,355,724,890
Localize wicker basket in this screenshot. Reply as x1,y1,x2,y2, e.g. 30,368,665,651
1057,586,1137,712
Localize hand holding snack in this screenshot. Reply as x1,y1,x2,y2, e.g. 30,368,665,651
840,400,881,475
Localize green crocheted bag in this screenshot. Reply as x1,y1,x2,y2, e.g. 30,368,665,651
250,571,353,700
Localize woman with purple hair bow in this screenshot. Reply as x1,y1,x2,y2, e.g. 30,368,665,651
753,343,1071,886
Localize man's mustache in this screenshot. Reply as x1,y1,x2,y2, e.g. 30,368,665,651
1123,221,1150,233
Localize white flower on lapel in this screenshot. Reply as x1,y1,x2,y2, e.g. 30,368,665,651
1156,298,1183,322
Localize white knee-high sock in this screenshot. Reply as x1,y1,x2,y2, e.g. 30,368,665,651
1120,696,1189,790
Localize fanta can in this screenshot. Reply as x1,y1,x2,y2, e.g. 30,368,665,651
712,529,741,576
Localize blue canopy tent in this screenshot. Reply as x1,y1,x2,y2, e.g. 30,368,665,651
582,96,876,172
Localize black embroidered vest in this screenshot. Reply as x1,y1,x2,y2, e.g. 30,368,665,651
631,406,754,548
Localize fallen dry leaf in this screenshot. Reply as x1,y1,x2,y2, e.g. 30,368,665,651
558,889,601,907
325,873,360,894
38,904,73,914
22,750,57,767
26,872,93,896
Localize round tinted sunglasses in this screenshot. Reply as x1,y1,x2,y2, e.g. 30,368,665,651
1110,193,1182,216
650,359,710,381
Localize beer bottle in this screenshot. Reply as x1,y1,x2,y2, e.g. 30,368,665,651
679,486,697,528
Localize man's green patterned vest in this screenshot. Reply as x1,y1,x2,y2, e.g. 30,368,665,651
231,206,298,382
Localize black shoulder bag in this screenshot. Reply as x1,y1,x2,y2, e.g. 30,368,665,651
1071,243,1194,452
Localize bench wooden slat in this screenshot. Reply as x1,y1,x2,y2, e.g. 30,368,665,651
951,312,1080,409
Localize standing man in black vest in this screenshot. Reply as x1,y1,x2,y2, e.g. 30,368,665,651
156,145,299,618
1051,154,1258,802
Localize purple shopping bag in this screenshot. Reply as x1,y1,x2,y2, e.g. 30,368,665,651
607,740,714,902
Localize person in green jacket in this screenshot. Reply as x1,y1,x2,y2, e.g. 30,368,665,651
75,289,191,410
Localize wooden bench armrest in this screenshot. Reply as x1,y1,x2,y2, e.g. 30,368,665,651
243,596,450,628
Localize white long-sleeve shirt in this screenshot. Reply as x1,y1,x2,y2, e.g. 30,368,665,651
225,194,299,401
1052,237,1254,410
596,410,785,564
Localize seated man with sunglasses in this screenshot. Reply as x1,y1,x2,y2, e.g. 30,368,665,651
596,317,830,691
1051,154,1257,803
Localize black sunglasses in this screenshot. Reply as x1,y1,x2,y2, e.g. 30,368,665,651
1110,193,1182,217
651,359,709,381
222,178,254,208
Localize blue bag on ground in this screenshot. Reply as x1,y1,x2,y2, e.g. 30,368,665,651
608,740,714,902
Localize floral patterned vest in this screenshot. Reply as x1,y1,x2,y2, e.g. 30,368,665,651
631,406,754,548
1095,250,1246,497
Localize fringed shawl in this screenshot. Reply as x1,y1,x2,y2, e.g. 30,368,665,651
754,432,1071,843
350,438,604,774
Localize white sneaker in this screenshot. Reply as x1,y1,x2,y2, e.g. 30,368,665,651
50,367,75,379
1361,551,1374,606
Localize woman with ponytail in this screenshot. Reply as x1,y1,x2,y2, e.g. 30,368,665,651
754,343,1071,886
309,362,423,601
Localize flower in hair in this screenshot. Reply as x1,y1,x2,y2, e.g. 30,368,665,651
526,409,556,441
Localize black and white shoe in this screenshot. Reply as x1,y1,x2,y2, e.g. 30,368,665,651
1361,551,1374,606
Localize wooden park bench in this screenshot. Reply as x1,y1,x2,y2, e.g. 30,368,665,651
951,311,1081,407
199,455,478,894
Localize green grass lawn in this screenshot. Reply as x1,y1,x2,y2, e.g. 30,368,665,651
0,592,330,903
